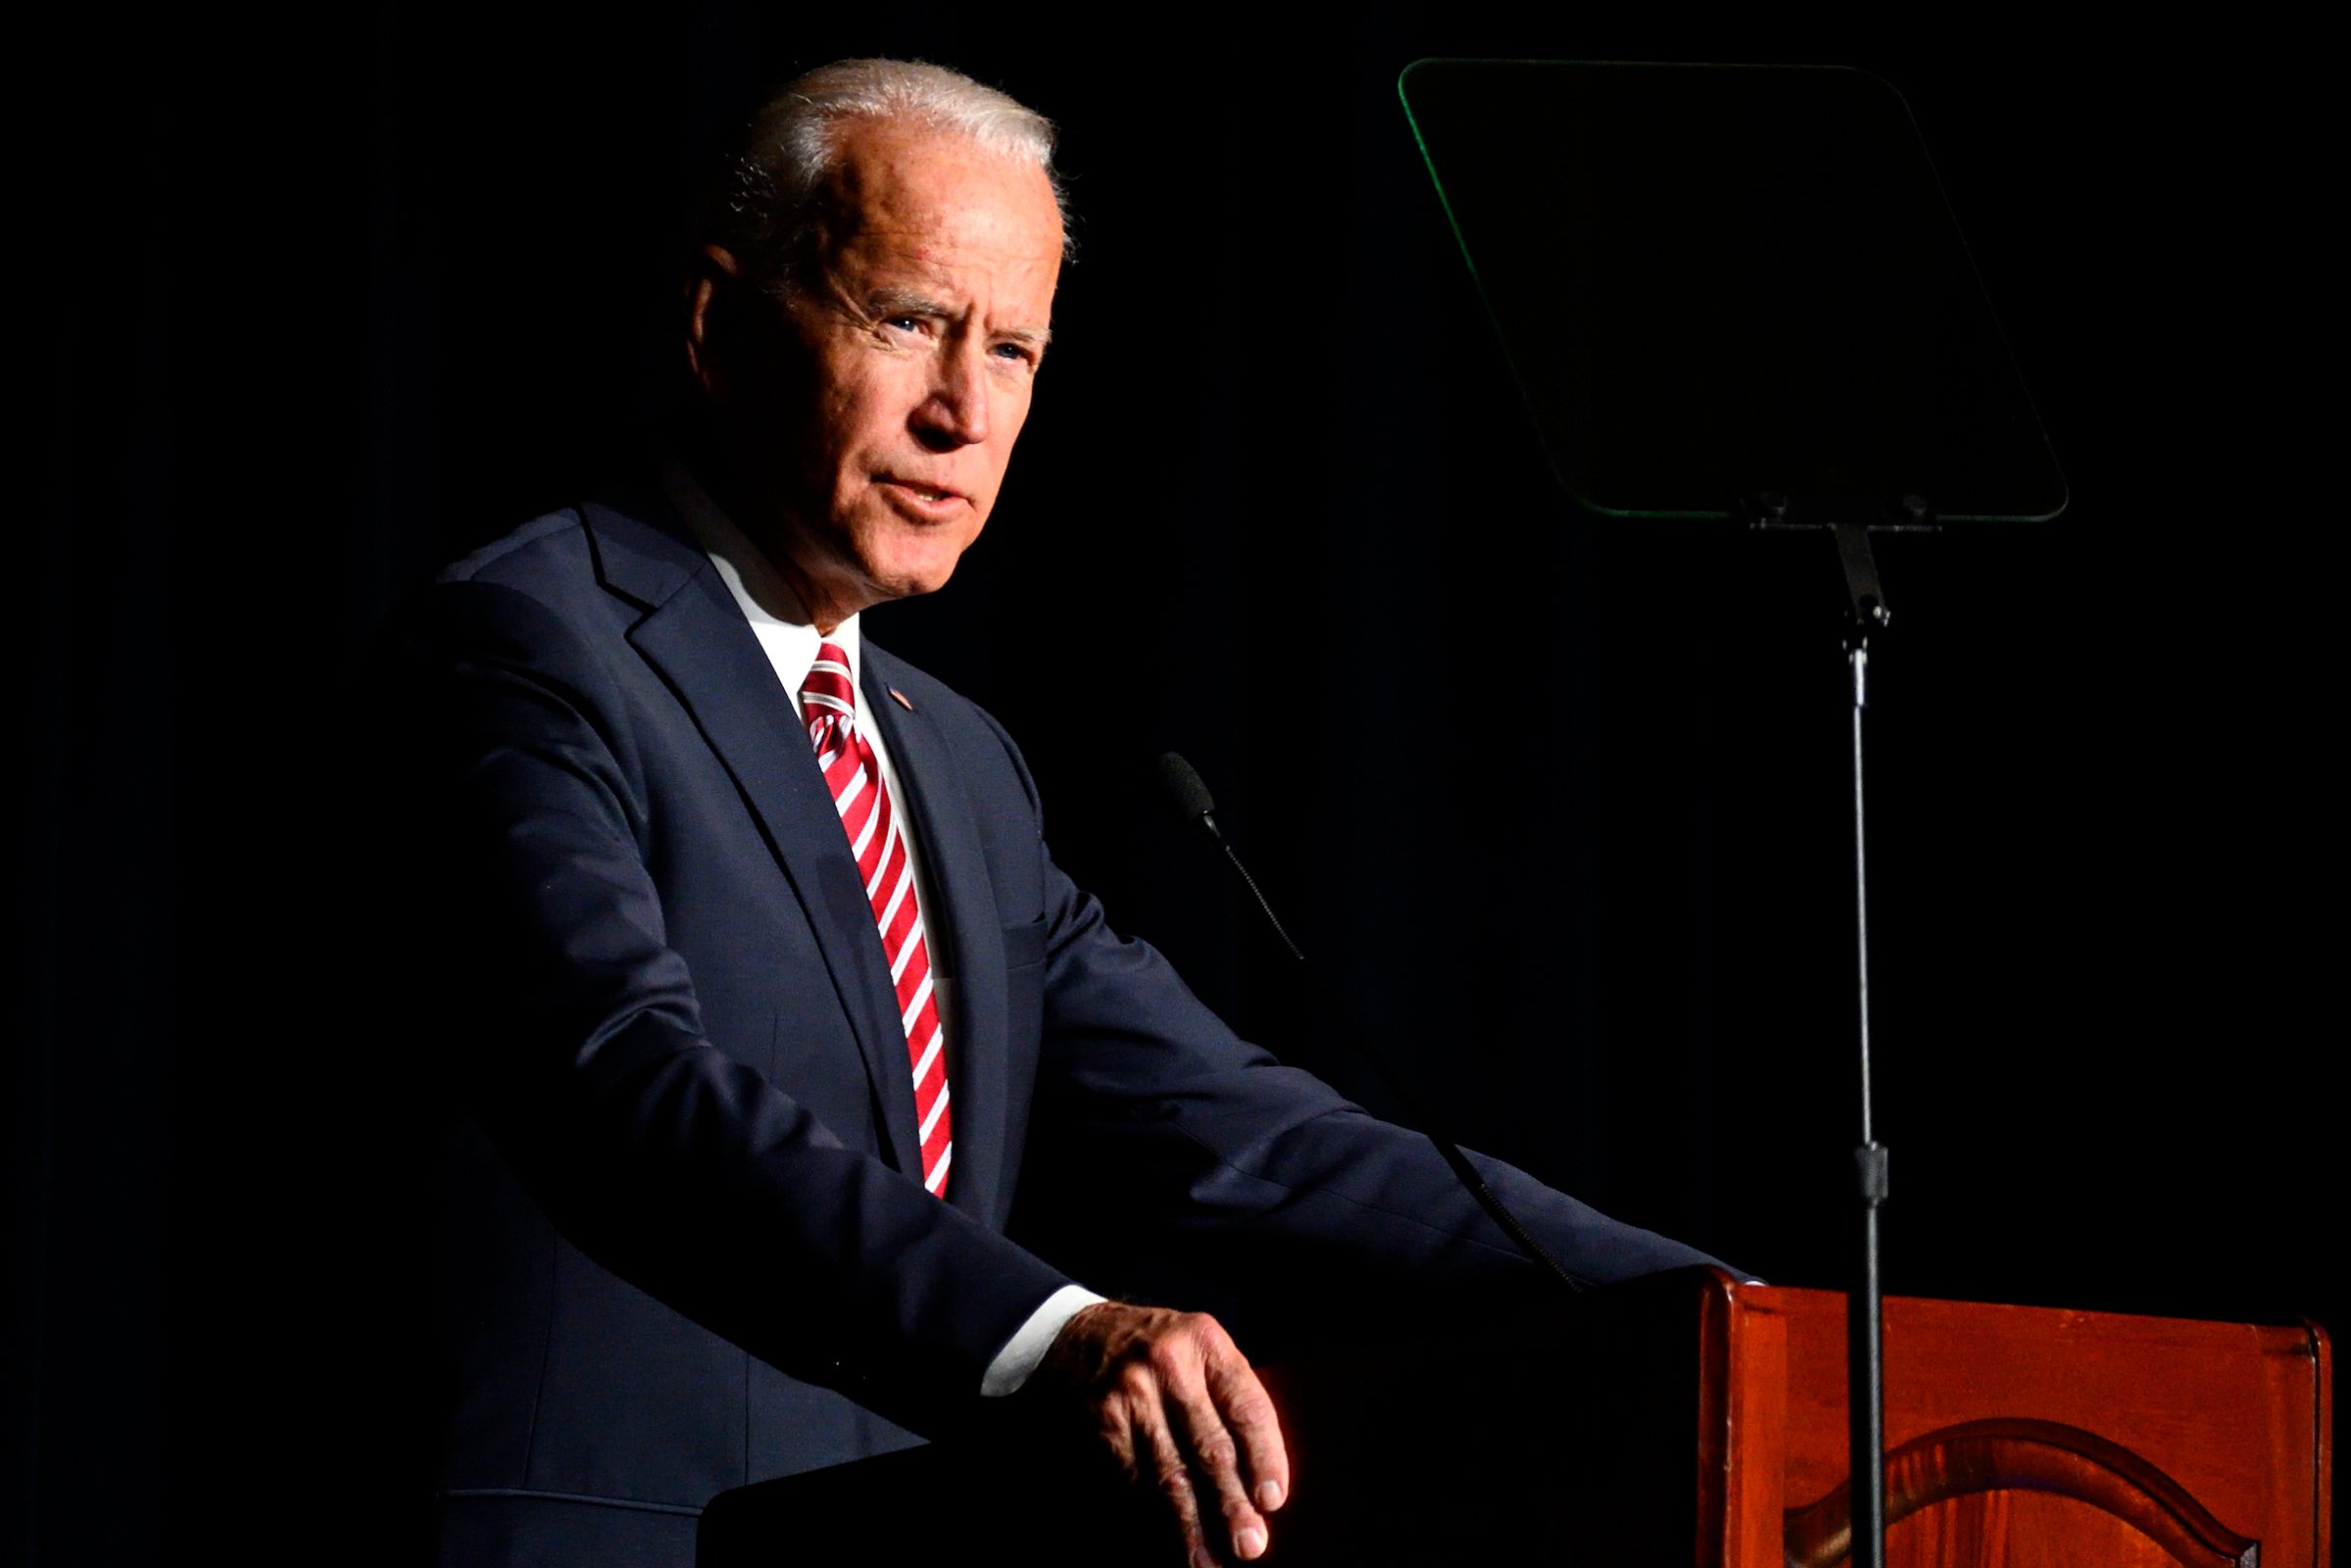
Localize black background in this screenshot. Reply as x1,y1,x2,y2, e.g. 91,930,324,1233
13,3,2339,1560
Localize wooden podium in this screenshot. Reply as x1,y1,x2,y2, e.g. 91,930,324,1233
697,1269,2330,1565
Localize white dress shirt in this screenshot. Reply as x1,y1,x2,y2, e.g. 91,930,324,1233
664,462,1102,1397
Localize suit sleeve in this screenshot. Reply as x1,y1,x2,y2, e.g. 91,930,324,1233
979,714,1726,1342
378,580,1072,1436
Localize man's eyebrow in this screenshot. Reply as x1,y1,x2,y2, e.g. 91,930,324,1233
865,287,954,320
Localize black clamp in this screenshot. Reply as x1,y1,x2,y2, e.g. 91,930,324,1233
1832,521,1892,647
1854,1142,1890,1205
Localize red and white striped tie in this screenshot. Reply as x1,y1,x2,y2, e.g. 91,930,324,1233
801,643,952,1197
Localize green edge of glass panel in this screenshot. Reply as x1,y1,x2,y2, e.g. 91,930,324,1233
1397,59,2068,526
1399,58,1716,521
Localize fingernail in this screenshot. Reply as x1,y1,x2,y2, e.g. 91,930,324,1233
1255,1480,1285,1511
1236,1526,1267,1559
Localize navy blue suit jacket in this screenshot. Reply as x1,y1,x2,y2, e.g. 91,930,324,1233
381,490,1721,1564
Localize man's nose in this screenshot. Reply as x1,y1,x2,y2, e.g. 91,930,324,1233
912,341,990,451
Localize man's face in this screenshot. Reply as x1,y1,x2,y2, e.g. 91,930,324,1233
710,120,1063,622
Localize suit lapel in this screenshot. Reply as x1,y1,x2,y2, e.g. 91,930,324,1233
589,500,923,1179
862,650,1012,1229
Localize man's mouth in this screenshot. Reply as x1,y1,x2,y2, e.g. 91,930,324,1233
881,477,960,505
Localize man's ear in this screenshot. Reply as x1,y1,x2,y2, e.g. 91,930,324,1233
683,244,747,408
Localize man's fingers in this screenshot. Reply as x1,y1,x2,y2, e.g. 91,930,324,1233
1099,1380,1142,1482
1166,1351,1267,1560
1135,1385,1214,1568
1204,1340,1290,1516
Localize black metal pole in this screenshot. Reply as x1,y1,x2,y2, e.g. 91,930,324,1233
1847,637,1887,1568
1826,520,1890,1568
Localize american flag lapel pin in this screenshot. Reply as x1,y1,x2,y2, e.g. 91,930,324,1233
889,688,914,712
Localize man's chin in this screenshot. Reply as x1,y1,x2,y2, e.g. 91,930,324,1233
858,561,960,607
864,541,976,604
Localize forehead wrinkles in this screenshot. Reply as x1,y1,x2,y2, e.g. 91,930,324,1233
810,123,1061,294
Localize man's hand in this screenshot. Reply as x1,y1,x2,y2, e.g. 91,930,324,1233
1031,1301,1290,1567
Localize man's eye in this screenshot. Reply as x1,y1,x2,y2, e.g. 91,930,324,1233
884,316,922,333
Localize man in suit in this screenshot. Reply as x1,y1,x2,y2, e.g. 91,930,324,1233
387,59,1725,1568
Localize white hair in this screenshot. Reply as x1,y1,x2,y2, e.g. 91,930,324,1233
719,58,1072,287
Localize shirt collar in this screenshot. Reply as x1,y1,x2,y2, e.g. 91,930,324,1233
662,455,861,687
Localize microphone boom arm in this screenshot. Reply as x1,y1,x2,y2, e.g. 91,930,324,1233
1154,753,1587,1297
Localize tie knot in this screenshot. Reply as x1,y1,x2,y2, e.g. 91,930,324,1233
801,642,857,732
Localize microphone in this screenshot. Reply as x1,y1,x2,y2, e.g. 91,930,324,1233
1154,753,1307,963
1152,752,1585,1296
1153,751,1219,832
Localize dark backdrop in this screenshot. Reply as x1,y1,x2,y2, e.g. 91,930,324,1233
13,4,2338,1561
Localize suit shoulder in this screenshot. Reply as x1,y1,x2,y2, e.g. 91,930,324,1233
439,508,595,593
379,508,640,686
388,510,599,661
423,495,703,638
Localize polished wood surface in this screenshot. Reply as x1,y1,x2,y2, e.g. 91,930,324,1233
1738,1282,2330,1567
1782,1418,2260,1567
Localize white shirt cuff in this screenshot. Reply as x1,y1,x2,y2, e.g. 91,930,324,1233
979,1284,1107,1397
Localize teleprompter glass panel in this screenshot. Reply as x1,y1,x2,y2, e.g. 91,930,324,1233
1399,60,2067,524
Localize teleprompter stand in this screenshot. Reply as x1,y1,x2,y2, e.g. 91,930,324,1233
1398,58,2068,1568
